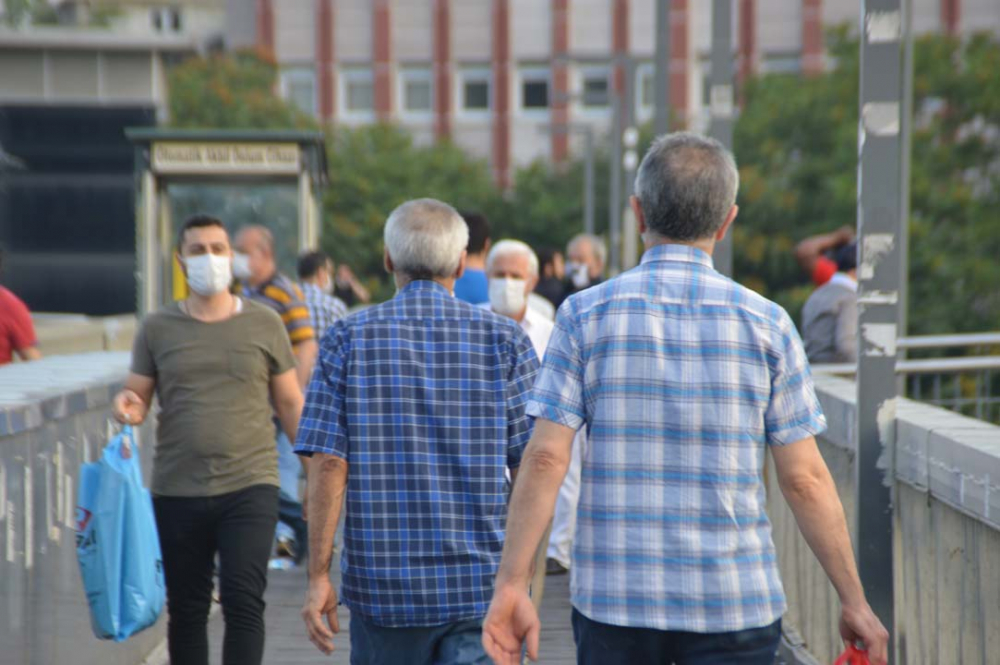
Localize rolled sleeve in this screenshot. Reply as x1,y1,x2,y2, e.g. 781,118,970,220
525,305,587,433
765,315,827,446
295,322,351,458
505,331,540,470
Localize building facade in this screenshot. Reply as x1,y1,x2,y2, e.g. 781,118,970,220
228,0,1000,185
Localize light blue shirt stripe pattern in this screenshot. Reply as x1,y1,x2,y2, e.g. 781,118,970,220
526,244,826,633
295,280,539,627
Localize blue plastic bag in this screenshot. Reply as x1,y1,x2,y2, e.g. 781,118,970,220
76,425,165,642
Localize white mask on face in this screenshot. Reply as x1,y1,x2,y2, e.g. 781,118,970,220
232,252,252,281
183,254,233,296
489,277,528,317
566,262,590,289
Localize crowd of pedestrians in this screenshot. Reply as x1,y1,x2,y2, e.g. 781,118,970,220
110,131,889,665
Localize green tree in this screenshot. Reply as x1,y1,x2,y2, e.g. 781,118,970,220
734,28,1000,335
167,51,316,130
321,125,507,300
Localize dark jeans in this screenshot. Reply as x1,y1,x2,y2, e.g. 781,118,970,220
349,613,490,665
153,484,279,665
572,608,781,665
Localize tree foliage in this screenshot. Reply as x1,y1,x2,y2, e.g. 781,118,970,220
735,28,1000,334
168,52,316,130
165,36,1000,333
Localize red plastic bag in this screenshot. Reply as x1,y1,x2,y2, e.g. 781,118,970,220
833,645,870,665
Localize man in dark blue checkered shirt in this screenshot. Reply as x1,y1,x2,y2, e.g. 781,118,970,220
294,198,539,664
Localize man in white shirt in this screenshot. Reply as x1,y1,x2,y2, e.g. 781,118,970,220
484,240,584,605
802,241,858,364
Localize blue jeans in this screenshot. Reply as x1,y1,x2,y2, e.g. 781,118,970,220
349,614,490,665
572,608,781,665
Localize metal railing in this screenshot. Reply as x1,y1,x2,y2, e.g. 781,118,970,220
813,332,1000,424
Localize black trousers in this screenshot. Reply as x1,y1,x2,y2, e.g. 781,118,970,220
153,484,279,665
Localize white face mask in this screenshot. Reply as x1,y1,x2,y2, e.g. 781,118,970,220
567,262,590,289
183,254,233,296
489,277,528,317
232,252,252,281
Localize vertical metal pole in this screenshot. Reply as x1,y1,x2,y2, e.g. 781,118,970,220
654,0,671,136
855,1,903,660
622,59,639,271
584,128,596,237
899,0,913,336
609,91,622,275
709,0,735,277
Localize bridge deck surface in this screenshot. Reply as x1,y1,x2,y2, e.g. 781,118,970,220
207,561,577,664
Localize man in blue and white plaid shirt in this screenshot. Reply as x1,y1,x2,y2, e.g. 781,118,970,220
297,250,349,338
295,198,539,664
483,133,889,665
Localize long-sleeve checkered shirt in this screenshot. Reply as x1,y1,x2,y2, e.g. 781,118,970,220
295,280,539,627
300,282,348,337
527,244,826,633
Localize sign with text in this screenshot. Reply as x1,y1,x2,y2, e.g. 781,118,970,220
151,142,301,175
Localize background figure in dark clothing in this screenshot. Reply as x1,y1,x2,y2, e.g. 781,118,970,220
534,246,567,309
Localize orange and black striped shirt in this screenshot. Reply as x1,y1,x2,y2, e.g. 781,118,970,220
244,272,315,346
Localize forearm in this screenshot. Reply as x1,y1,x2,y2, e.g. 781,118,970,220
295,341,318,389
783,472,865,607
276,396,303,444
307,454,348,581
495,449,569,589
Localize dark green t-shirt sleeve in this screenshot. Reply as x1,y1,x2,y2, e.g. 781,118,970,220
130,318,157,378
267,313,297,376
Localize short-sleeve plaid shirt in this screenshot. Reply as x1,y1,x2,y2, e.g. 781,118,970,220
300,282,348,337
295,280,539,627
527,244,826,633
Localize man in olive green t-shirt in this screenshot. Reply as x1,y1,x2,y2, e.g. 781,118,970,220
113,215,304,665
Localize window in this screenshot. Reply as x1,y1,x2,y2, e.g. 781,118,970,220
459,69,491,113
281,69,316,115
151,7,181,32
581,72,609,108
519,67,549,111
399,68,433,115
340,69,375,117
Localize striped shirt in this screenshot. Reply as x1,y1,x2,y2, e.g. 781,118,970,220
527,244,826,633
244,272,315,345
300,282,348,338
295,280,539,627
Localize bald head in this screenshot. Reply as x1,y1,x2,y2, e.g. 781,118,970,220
235,224,277,287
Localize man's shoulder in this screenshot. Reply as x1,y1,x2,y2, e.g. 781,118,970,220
261,272,305,305
0,286,29,315
242,297,286,325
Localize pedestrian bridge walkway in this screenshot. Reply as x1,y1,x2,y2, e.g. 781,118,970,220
206,563,578,665
3,353,1000,664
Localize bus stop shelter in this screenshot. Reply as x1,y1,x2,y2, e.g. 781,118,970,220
126,129,327,315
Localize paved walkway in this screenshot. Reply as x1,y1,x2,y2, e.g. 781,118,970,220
206,562,576,664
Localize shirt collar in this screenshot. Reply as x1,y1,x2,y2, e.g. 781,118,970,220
640,243,715,270
398,280,452,296
828,272,858,292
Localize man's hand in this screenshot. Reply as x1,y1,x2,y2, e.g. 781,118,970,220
112,389,147,425
482,583,540,665
840,601,889,665
302,575,340,655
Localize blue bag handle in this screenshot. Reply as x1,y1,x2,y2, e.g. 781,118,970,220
104,424,143,482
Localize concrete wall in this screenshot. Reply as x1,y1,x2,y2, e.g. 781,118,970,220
32,315,137,358
0,353,162,665
767,374,1000,665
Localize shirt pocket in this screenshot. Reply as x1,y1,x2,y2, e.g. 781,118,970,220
229,349,263,383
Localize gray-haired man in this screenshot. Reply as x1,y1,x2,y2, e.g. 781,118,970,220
483,133,889,665
295,199,539,664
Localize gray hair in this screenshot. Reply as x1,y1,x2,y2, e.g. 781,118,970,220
633,132,739,242
486,239,539,277
567,233,607,268
384,198,469,279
